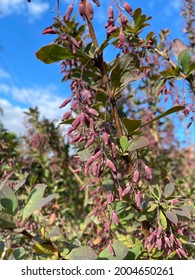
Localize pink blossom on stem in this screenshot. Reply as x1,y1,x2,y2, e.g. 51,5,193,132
110,142,116,159
42,26,56,35
156,225,163,238
79,3,86,20
88,108,99,117
61,111,71,121
157,238,162,250
118,185,123,201
108,244,115,256
59,97,72,108
122,185,131,196
64,4,73,21
133,169,139,183
85,135,95,148
135,191,142,208
92,0,100,7
103,132,109,145
144,165,152,180
123,2,134,17
107,159,117,174
72,116,81,129
108,6,114,19
112,211,119,225
86,2,94,19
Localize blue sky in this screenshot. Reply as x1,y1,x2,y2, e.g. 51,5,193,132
0,0,192,142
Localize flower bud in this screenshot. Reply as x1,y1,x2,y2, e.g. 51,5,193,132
107,26,118,36
112,211,119,225
103,131,109,145
42,26,56,35
70,133,81,144
61,111,71,121
108,244,115,256
85,135,95,148
133,169,139,183
107,159,117,174
92,0,100,7
157,238,162,250
110,142,116,159
123,2,134,17
122,185,131,196
72,116,81,129
135,191,142,208
82,89,92,105
64,4,73,21
144,165,152,180
119,30,126,44
108,5,114,19
59,97,72,108
88,108,99,116
79,3,86,20
156,225,163,238
86,1,94,19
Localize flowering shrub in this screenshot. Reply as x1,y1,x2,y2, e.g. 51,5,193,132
0,0,194,260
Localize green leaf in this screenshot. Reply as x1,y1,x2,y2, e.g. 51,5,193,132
33,241,58,257
172,38,188,59
122,119,141,134
163,183,175,198
178,49,191,73
147,203,158,212
154,78,165,95
120,136,129,151
78,149,92,161
140,106,185,128
0,212,15,229
165,210,178,225
128,136,149,152
133,8,142,25
0,184,18,215
125,244,141,260
98,241,128,260
36,44,74,64
160,68,178,78
68,246,97,260
159,210,167,230
187,62,195,75
9,248,26,260
96,90,108,104
22,184,56,222
110,53,140,93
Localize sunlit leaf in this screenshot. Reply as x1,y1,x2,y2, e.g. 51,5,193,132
163,183,175,198
68,246,97,260
110,53,140,93
172,38,188,59
98,241,128,260
140,106,185,128
165,210,178,225
120,136,129,151
128,136,149,152
122,119,142,134
0,184,18,215
36,44,74,64
178,49,191,73
159,210,167,230
0,212,15,229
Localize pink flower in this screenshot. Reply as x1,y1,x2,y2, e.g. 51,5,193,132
103,132,109,145
108,244,115,256
61,111,71,121
86,2,94,19
85,135,95,148
122,185,131,196
59,97,72,108
156,225,163,238
133,170,139,183
144,165,152,180
123,2,134,17
92,0,100,7
64,4,73,21
108,6,114,19
112,211,119,225
107,159,117,174
42,26,56,35
110,142,116,159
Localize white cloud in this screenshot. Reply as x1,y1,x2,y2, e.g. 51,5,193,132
0,83,68,135
0,0,49,19
0,68,11,79
0,98,25,135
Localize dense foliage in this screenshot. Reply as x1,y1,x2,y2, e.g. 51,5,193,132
0,0,194,260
